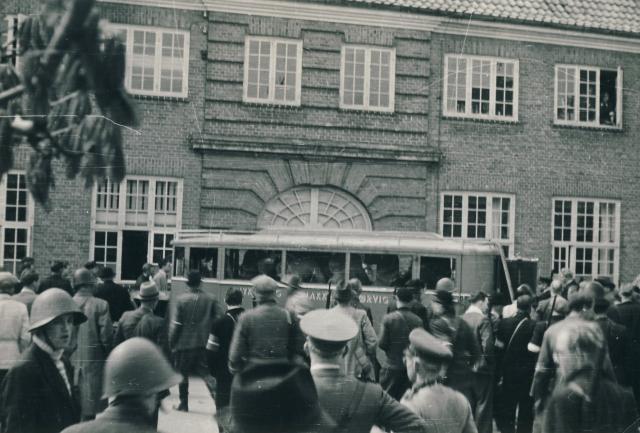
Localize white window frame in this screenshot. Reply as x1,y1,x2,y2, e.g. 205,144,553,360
439,192,516,256
4,14,25,70
339,45,396,113
110,24,190,98
243,36,303,106
553,64,623,129
442,54,519,121
550,197,621,284
90,176,183,282
0,171,35,274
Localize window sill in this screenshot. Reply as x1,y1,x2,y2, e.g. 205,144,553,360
338,107,395,115
442,115,519,124
242,100,301,109
552,122,623,132
131,93,190,103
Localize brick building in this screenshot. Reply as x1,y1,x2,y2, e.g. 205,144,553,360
1,0,639,285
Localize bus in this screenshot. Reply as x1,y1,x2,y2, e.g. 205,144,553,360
170,229,511,327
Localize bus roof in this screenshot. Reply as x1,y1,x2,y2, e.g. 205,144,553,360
173,229,501,256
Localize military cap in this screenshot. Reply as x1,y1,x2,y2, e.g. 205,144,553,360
300,309,357,353
251,274,278,295
409,328,452,361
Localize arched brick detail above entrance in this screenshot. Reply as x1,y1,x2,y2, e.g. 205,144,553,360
257,186,372,231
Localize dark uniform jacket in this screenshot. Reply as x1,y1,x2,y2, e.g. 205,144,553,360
311,367,428,433
228,301,303,373
169,288,219,352
0,344,80,433
496,311,537,384
61,403,157,433
39,273,73,296
95,280,135,322
430,313,480,386
114,306,165,348
388,300,431,329
379,307,423,369
594,315,628,385
208,306,244,408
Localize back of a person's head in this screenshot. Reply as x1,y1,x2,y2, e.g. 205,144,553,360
345,278,362,295
515,284,533,298
568,290,594,313
551,279,563,294
469,291,487,305
395,286,413,303
516,294,533,312
225,287,243,306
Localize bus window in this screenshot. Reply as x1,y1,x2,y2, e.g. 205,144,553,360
190,248,218,278
420,256,456,290
174,247,185,277
350,253,412,287
225,249,282,281
285,251,345,284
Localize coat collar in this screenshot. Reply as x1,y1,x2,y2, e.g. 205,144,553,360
98,402,154,426
28,344,78,408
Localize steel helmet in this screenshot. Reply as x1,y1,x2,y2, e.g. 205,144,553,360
29,288,87,332
103,337,182,398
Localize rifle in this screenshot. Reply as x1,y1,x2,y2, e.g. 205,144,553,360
325,281,332,309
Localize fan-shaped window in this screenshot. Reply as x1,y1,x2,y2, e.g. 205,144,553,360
258,187,372,230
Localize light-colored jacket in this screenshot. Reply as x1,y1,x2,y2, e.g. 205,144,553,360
72,289,113,418
0,294,30,370
332,304,377,381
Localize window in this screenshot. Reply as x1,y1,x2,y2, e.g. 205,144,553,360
3,15,24,68
440,192,515,256
0,172,34,274
555,65,623,128
285,251,344,284
551,198,620,282
243,37,302,105
225,249,282,281
443,55,518,121
91,177,183,281
110,24,189,98
340,46,396,112
350,253,411,287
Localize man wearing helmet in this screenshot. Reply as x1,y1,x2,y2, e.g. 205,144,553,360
61,338,182,433
0,288,87,433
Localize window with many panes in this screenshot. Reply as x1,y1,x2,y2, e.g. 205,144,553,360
340,45,396,112
243,36,302,106
91,176,182,281
551,198,620,283
3,15,25,68
440,192,515,256
110,24,189,98
443,55,519,121
0,172,34,274
555,65,622,128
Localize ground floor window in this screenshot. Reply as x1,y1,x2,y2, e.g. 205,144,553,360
551,198,620,282
0,172,34,274
91,176,182,282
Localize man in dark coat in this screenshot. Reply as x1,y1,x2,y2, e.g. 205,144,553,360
95,267,135,323
378,286,423,400
495,295,537,433
39,260,73,296
387,279,430,329
168,271,219,412
61,338,181,433
0,288,86,433
301,309,428,433
206,287,244,432
114,281,165,348
593,291,628,386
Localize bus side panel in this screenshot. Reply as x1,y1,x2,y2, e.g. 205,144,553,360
459,254,497,295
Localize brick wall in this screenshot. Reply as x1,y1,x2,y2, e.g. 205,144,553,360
429,34,640,282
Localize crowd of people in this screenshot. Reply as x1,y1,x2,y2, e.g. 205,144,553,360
0,255,639,433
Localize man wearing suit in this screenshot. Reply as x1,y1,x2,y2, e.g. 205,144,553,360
0,288,86,433
169,270,219,412
115,281,165,349
13,270,38,314
495,295,537,433
300,309,427,433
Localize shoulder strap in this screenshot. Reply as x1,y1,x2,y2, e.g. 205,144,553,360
506,317,528,353
335,379,367,429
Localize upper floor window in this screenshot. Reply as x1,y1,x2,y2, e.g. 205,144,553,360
0,172,34,274
243,36,302,106
3,15,24,68
555,65,622,128
440,192,515,257
443,55,519,121
111,24,190,98
551,198,620,283
340,46,396,112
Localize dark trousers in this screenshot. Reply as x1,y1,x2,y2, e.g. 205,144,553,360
498,379,534,433
380,367,411,401
472,374,494,433
173,349,217,407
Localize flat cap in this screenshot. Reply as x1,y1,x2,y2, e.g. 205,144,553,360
300,309,358,344
251,275,278,295
409,328,452,361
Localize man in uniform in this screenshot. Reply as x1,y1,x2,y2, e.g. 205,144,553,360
401,327,477,433
61,338,182,433
95,267,135,323
115,281,164,348
229,275,304,373
39,260,73,295
300,308,428,433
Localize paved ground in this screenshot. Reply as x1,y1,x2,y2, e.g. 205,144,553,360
158,377,219,433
